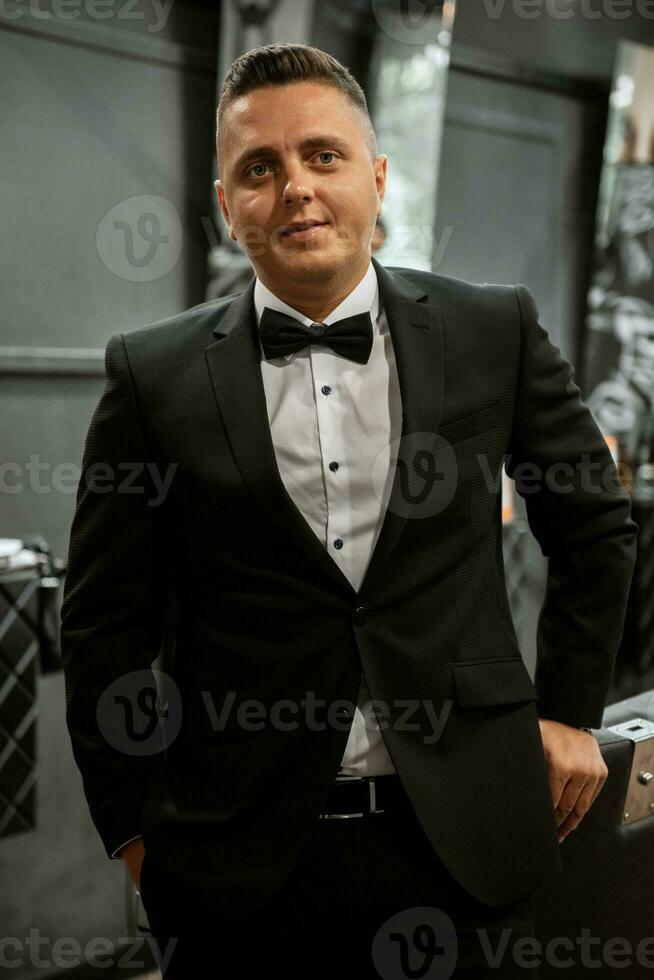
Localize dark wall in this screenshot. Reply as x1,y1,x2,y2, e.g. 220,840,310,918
442,0,654,355
0,3,220,972
0,0,219,560
453,0,654,82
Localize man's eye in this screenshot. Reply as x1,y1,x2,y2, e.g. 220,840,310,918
247,163,270,178
246,153,337,177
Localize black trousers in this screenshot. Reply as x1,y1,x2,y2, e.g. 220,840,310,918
140,783,539,979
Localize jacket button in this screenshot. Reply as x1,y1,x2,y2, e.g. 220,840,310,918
352,606,367,626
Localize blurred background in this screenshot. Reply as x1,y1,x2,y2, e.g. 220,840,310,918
1,0,653,975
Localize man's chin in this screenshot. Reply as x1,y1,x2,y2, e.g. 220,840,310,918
272,248,344,279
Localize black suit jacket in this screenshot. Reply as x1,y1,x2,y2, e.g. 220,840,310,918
60,256,637,916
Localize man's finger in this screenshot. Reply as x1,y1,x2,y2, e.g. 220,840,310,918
547,765,571,812
588,768,608,809
558,772,606,838
554,773,586,825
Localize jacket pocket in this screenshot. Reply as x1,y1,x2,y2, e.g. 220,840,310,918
451,656,538,707
438,401,499,446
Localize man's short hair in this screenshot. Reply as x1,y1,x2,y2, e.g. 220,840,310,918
216,42,377,174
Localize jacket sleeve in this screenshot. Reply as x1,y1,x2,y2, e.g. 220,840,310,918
60,333,169,859
504,285,638,729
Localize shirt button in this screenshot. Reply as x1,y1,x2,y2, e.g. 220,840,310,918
329,461,339,472
333,538,343,550
321,385,332,395
352,606,367,626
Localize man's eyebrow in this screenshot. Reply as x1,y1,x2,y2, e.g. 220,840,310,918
232,135,351,173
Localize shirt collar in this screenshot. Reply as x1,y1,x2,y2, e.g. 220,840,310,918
254,260,380,363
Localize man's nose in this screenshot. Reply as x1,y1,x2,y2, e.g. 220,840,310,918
282,164,314,205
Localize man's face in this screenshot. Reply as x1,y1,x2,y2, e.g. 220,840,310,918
214,81,387,291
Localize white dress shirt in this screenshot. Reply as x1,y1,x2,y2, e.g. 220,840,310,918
254,259,400,778
113,259,399,858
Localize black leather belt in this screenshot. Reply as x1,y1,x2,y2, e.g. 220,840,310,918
319,775,408,819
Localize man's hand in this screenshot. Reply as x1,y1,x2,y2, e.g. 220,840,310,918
120,837,145,892
538,718,608,843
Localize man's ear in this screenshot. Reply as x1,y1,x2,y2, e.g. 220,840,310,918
374,154,388,214
214,179,237,241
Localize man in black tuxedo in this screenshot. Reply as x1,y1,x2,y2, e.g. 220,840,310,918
61,43,637,978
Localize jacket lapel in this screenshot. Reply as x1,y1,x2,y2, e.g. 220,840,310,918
204,257,445,599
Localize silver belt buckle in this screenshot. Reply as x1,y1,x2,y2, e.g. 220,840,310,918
319,776,386,820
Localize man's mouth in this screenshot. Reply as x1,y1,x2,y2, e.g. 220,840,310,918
280,221,329,239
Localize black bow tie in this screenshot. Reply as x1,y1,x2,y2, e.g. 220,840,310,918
258,307,373,364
